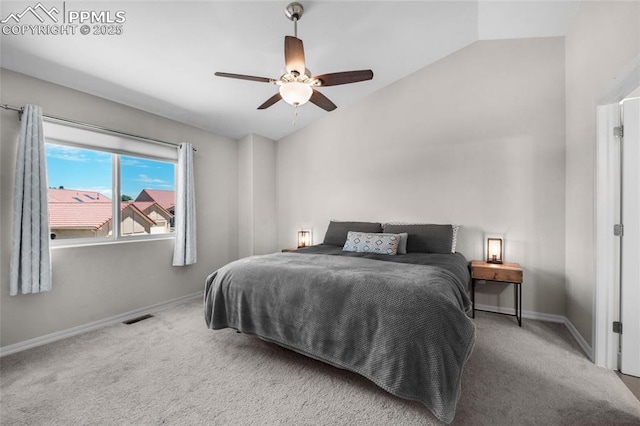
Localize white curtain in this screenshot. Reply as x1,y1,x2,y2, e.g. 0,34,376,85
172,142,197,266
10,104,52,295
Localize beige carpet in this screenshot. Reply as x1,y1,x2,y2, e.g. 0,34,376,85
1,299,639,425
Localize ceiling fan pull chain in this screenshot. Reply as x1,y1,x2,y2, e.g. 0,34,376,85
293,105,298,127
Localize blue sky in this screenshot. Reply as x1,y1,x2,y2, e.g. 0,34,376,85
45,144,175,200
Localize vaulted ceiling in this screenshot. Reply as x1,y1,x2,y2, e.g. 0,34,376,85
0,1,580,140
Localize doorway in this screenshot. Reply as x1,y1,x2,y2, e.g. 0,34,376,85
595,88,640,378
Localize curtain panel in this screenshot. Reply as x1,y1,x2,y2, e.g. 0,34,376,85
10,104,52,295
172,142,197,266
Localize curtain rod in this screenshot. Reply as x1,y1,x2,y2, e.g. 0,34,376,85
1,103,197,152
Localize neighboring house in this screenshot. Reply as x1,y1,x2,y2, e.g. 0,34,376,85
126,201,173,234
49,202,113,239
48,188,108,204
48,188,165,238
119,203,159,236
135,189,175,227
135,189,175,215
48,189,112,238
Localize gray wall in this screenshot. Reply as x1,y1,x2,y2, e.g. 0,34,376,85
564,1,640,346
0,69,239,348
277,38,567,316
237,133,277,258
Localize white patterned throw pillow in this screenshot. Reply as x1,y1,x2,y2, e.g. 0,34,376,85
451,225,460,253
342,231,401,255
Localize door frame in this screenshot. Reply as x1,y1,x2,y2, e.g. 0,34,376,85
594,54,640,369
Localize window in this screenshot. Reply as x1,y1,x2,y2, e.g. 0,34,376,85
120,155,175,236
43,122,177,244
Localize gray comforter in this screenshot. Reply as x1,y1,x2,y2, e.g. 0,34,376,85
204,249,475,423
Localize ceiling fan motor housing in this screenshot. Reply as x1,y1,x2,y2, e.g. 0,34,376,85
285,2,304,21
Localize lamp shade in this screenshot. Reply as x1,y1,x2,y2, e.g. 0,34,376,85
279,82,312,106
297,230,311,248
486,237,503,264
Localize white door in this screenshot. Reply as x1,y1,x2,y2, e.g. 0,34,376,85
620,97,640,377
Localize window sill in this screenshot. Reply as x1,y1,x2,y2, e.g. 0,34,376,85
51,234,175,250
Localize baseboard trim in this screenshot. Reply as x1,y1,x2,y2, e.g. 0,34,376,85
474,303,593,360
3,296,596,363
563,317,594,362
0,292,201,357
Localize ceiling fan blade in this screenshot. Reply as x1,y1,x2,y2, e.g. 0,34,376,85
313,70,374,87
285,36,306,76
215,72,273,83
309,90,337,112
257,92,283,110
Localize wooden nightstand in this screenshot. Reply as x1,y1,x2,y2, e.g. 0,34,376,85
281,247,299,252
470,260,524,326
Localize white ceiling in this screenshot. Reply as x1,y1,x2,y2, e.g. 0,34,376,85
0,1,580,141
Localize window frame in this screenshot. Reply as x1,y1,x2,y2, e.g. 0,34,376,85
44,124,178,248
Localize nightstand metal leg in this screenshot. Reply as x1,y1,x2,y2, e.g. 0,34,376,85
516,282,522,327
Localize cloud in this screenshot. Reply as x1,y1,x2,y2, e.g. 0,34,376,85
121,158,149,167
136,174,166,184
45,144,110,162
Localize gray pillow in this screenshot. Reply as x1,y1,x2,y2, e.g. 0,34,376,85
397,232,408,255
382,224,454,254
322,221,383,246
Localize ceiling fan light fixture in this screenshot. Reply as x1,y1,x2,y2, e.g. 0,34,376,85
279,81,312,106
215,2,373,113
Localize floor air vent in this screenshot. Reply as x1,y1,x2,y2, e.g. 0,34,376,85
123,314,154,325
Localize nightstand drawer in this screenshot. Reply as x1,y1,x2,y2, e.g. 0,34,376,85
471,261,523,283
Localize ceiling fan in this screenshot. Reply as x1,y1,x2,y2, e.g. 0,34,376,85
215,2,373,112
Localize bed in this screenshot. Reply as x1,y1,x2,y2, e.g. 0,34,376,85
204,221,475,424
